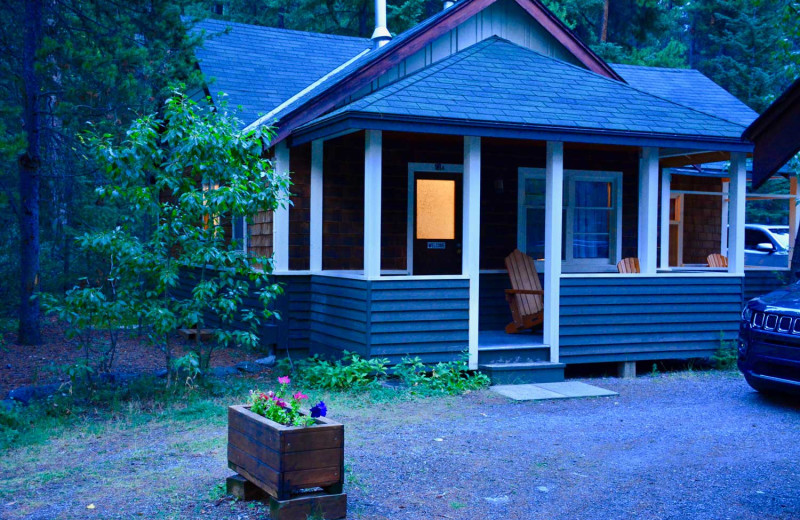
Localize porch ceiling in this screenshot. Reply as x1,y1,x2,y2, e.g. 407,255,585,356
293,37,754,152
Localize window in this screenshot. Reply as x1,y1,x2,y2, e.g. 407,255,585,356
518,168,622,269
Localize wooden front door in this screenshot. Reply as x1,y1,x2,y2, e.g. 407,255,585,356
412,172,462,275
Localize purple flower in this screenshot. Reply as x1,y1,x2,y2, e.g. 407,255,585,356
278,376,290,385
273,398,289,409
310,401,327,418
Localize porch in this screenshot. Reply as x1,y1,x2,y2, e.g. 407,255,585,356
263,125,751,381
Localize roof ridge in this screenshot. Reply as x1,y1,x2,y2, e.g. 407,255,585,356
610,63,696,73
350,37,503,112
193,17,370,42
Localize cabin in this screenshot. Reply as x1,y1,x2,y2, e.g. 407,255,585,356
192,0,792,382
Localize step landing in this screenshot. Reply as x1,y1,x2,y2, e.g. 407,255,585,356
478,361,565,385
491,381,618,401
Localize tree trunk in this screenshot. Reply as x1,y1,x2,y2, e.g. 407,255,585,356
601,0,610,42
18,0,43,345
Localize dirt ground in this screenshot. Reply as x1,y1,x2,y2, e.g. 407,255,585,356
1,370,799,520
1,317,263,397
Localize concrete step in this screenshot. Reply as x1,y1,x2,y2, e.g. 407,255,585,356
478,344,550,364
478,361,565,385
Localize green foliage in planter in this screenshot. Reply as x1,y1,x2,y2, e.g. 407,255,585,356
44,88,290,381
292,352,389,390
396,356,490,395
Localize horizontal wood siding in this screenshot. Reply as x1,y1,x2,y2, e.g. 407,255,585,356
309,276,369,357
479,272,511,331
274,275,312,355
559,276,743,363
744,270,793,301
368,278,470,364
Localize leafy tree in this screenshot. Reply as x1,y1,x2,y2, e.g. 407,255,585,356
0,0,202,343
60,89,290,375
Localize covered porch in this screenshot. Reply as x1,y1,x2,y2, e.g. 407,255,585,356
268,126,749,378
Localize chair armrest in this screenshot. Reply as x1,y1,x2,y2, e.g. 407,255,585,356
504,289,544,295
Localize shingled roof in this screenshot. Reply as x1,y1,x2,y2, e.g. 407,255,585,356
302,37,749,145
193,18,369,124
612,63,759,128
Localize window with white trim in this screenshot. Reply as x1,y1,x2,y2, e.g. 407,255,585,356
518,168,622,269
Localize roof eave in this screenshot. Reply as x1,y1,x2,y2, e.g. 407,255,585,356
290,111,755,153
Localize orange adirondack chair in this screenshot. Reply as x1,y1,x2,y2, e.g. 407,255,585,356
707,254,728,268
504,249,544,334
617,257,641,273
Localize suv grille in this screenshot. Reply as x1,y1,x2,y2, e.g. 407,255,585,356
752,311,800,335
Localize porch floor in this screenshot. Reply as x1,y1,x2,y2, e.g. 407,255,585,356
478,330,545,348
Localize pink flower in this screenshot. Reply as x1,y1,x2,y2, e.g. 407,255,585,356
278,376,290,385
293,392,308,400
273,398,289,409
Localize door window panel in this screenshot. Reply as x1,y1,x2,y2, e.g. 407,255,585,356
416,179,455,240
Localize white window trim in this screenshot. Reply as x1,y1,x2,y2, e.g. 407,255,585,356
518,168,623,270
406,162,464,275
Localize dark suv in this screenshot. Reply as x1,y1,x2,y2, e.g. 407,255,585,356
739,282,800,395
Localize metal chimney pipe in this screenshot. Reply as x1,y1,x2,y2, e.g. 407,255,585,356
371,0,391,48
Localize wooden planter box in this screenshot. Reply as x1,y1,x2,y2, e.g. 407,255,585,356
227,405,344,501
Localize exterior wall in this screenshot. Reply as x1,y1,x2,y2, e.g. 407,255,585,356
308,276,370,357
289,142,311,270
381,132,464,271
744,269,793,300
559,275,743,363
323,132,365,270
285,275,469,364
275,275,313,355
671,174,723,265
369,278,469,363
249,210,273,259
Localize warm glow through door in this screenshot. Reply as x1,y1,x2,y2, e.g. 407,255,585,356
416,179,456,239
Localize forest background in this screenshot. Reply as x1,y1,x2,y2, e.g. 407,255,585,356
1,0,799,344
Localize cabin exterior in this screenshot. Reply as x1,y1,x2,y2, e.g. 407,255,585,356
193,0,786,381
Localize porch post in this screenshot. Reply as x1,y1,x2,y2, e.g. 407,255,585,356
638,147,659,273
659,167,671,270
273,142,290,272
463,136,481,370
728,152,747,274
721,181,729,256
310,140,323,272
544,141,563,364
790,176,798,268
364,130,382,279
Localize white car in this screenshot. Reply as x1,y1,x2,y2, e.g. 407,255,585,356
745,224,790,268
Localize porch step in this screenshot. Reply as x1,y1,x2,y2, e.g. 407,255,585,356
478,344,550,364
478,361,566,385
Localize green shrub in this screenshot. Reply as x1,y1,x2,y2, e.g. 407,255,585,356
293,352,389,390
396,355,490,395
712,340,738,371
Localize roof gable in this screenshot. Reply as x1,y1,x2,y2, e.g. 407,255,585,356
246,0,622,142
302,38,748,144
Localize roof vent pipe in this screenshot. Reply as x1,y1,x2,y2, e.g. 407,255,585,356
371,0,391,48
443,0,455,8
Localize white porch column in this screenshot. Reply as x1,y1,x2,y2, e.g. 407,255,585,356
721,181,730,256
364,130,382,279
790,176,798,268
273,142,290,272
728,152,747,274
659,167,671,270
638,147,659,273
463,136,481,370
544,141,563,364
310,140,323,272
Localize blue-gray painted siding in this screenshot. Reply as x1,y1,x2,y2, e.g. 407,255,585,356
274,275,312,356
479,271,545,331
369,278,469,364
308,276,369,357
559,276,743,363
744,270,793,301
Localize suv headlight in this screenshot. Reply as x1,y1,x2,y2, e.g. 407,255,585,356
741,306,753,323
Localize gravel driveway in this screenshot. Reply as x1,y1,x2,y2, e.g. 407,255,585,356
3,370,799,520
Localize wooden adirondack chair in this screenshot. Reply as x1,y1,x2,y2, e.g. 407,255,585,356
707,254,728,268
617,257,641,273
504,249,544,334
